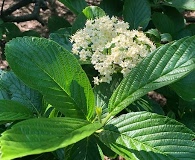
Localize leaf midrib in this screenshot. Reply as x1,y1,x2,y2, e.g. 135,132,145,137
104,129,175,159
13,42,86,118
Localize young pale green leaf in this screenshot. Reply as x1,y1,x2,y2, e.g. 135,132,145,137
163,0,195,10
0,117,102,160
123,0,151,30
57,0,87,15
0,100,33,122
0,70,42,113
82,6,106,19
171,70,195,101
100,112,195,160
108,36,195,116
5,37,94,120
72,6,106,34
65,135,103,160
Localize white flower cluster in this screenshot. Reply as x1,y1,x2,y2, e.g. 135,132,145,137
70,16,156,85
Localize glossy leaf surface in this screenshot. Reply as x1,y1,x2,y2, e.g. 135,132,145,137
0,100,33,122
0,70,42,113
65,135,103,160
0,118,102,160
100,112,195,160
5,37,94,120
109,36,195,116
123,0,151,30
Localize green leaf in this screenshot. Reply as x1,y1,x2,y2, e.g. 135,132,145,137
72,6,106,34
152,12,175,35
5,37,95,120
57,0,87,15
108,36,195,116
49,28,72,51
145,29,161,43
21,30,40,37
0,70,42,113
100,112,195,160
0,118,102,160
180,111,195,132
0,90,9,100
48,15,71,32
187,24,195,35
0,100,33,122
99,0,124,16
126,96,164,115
82,6,106,19
152,7,185,37
2,22,21,40
123,0,151,30
71,13,87,34
163,0,195,10
160,33,172,43
65,135,103,160
171,70,195,101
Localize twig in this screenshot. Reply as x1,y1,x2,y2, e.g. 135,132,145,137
2,0,34,16
0,0,48,25
0,0,5,16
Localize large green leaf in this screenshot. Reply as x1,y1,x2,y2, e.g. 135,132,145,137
163,0,195,10
0,118,102,160
65,135,103,160
99,0,124,16
57,0,87,15
108,36,195,116
100,112,195,159
152,12,175,35
48,15,71,32
5,37,94,120
0,100,33,122
152,7,185,37
171,70,195,101
123,0,151,30
0,70,42,113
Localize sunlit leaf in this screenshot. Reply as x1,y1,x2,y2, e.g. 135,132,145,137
0,118,102,160
100,112,195,160
109,36,195,116
5,37,95,120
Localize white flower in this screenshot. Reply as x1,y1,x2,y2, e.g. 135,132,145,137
70,16,156,85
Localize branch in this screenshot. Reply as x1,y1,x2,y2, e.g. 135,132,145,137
1,0,34,16
0,0,48,25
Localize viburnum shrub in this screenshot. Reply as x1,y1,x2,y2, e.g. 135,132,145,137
71,16,156,84
0,2,195,160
